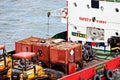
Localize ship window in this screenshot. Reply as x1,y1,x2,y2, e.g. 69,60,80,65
73,2,77,7
92,17,96,22
86,4,90,9
91,0,99,8
115,8,119,12
100,6,104,11
115,32,119,36
74,26,77,30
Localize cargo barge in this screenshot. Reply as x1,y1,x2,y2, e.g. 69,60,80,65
1,35,119,80
53,0,120,79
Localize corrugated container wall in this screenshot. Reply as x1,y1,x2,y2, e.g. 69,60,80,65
50,42,82,64
15,36,41,53
32,39,57,63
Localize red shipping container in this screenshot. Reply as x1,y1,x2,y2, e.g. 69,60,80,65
50,42,82,64
15,42,22,53
74,43,82,61
32,39,57,62
68,63,76,74
15,41,33,53
15,36,41,53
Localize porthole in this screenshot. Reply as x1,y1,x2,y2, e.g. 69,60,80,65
100,6,104,11
115,32,119,36
92,17,96,22
86,4,90,9
74,26,77,30
115,8,119,12
73,2,77,7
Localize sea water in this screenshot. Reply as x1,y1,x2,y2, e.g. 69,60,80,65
0,0,66,51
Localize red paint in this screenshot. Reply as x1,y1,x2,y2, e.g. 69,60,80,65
0,45,5,50
60,66,96,80
79,66,96,79
96,20,107,24
66,1,68,41
59,57,120,80
105,56,120,70
79,17,91,22
68,63,76,74
50,42,82,64
15,36,41,53
91,42,96,46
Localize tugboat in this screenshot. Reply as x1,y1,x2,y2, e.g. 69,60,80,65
57,0,120,80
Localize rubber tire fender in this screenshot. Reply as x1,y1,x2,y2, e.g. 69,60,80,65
82,50,90,61
106,70,114,80
93,74,101,80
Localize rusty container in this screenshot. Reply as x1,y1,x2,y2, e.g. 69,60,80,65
15,42,22,53
32,38,61,66
15,36,41,53
50,42,82,64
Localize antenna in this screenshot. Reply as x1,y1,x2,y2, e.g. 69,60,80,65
47,12,51,38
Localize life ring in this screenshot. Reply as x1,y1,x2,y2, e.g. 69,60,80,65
86,45,94,57
105,70,114,80
93,74,101,80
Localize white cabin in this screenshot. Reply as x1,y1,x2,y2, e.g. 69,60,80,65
67,0,120,50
